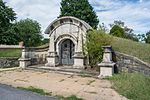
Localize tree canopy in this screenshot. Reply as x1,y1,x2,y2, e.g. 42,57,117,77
0,0,17,44
59,0,99,29
145,31,150,43
14,19,43,47
110,20,138,41
110,25,125,38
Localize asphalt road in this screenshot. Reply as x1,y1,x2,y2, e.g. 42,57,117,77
0,84,58,100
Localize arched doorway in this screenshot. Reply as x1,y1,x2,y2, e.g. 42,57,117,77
59,39,75,65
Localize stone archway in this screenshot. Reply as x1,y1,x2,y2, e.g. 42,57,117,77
59,39,75,65
45,16,92,68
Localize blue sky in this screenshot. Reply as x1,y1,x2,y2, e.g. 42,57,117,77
4,0,150,37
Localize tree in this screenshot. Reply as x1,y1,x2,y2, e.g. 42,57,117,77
59,0,99,29
98,23,108,33
110,25,125,37
145,31,150,43
110,20,138,41
0,0,17,44
14,19,43,47
137,34,146,42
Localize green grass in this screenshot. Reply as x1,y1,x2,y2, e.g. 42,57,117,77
56,95,83,100
0,49,21,57
17,86,83,100
108,73,150,100
111,37,150,63
17,86,51,95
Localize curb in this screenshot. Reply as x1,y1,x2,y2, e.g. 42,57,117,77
0,67,21,72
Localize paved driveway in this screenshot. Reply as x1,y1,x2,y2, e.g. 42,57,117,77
0,84,58,100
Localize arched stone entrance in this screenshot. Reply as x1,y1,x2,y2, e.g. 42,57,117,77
45,16,92,68
59,39,75,65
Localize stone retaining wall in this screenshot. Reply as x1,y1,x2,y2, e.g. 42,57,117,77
0,57,19,68
115,52,150,76
24,47,48,65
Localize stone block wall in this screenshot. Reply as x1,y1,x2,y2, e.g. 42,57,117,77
25,47,48,65
115,52,150,76
0,57,19,68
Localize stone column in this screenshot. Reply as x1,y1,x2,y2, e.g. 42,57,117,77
73,31,84,68
45,35,58,67
98,46,116,78
19,48,31,69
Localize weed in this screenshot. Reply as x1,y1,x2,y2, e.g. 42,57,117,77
86,80,95,85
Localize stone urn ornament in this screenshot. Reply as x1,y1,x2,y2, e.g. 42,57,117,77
98,46,116,78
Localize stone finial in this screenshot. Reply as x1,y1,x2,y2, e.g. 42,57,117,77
102,46,113,63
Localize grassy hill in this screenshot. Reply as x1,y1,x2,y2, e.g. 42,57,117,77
109,73,150,100
111,37,150,63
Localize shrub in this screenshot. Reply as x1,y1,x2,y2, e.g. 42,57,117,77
86,30,113,66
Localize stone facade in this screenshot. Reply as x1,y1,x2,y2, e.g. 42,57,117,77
45,16,92,68
0,57,19,68
115,52,150,76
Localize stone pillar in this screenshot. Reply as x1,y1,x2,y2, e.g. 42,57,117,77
73,31,84,68
19,48,31,69
45,35,58,67
98,46,116,78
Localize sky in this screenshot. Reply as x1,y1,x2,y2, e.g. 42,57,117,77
4,0,150,38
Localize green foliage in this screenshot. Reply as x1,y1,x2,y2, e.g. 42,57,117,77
18,86,82,100
145,31,150,43
110,20,139,42
86,30,113,66
17,86,51,96
0,0,17,44
111,37,150,63
14,18,43,47
108,73,150,100
41,38,49,45
60,0,99,29
56,95,83,100
110,25,125,37
0,49,21,57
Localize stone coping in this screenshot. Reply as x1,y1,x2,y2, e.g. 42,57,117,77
115,51,150,68
0,57,19,59
0,67,20,72
98,62,116,67
0,45,23,49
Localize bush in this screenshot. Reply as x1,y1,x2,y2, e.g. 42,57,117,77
86,30,113,66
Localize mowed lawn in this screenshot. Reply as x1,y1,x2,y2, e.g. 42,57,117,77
111,37,150,63
0,49,21,57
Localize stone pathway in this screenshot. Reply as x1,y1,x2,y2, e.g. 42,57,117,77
0,70,127,100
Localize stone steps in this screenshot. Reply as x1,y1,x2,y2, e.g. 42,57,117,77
25,65,99,78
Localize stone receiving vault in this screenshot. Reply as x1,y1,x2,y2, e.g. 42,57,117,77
45,16,92,68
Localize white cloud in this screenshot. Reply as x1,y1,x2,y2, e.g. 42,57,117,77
90,0,150,34
140,0,143,3
3,0,150,37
